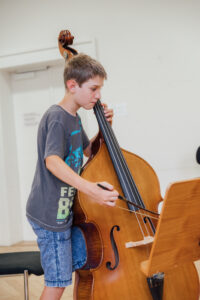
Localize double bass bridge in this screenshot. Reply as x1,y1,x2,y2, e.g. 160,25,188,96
125,236,154,248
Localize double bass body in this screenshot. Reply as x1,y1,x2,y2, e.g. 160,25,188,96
57,30,199,300
73,142,199,300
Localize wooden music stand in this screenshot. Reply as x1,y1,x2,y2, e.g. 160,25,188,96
141,178,200,277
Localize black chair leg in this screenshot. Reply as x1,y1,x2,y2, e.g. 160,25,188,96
24,270,29,300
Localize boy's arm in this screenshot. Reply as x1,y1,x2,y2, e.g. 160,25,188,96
45,155,118,206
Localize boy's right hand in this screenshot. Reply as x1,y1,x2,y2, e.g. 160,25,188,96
87,181,119,207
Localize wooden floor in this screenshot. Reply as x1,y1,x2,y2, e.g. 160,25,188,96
0,241,74,300
0,241,200,300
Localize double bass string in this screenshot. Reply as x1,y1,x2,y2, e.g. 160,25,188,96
95,102,140,208
106,121,156,236
115,205,159,220
96,102,156,235
95,102,154,237
97,183,159,216
95,102,141,208
96,102,146,209
97,183,159,220
95,102,155,237
94,103,145,237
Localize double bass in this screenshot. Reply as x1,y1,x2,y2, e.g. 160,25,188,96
58,30,199,300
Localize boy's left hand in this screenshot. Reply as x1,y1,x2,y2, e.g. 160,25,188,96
102,103,113,125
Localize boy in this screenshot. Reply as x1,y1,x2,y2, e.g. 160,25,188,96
26,54,119,300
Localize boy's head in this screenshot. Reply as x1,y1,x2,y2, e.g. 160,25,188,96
63,54,107,89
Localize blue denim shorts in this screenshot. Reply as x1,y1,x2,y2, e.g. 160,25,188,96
28,219,87,287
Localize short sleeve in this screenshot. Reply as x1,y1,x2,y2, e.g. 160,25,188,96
82,127,90,150
44,121,67,160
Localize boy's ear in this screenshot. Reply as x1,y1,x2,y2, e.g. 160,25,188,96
66,79,78,92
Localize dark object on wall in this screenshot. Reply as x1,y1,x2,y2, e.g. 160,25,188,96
196,147,200,164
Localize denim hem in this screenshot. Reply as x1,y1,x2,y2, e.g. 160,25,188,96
73,259,86,271
45,278,72,287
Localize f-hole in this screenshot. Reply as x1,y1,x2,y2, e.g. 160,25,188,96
106,225,120,271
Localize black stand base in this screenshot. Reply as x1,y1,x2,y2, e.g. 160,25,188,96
147,273,164,300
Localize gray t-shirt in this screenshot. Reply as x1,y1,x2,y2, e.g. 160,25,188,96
26,105,90,232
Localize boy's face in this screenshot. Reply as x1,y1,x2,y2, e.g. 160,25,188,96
74,76,104,110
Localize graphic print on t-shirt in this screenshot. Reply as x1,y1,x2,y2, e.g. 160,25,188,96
56,127,83,224
56,186,76,223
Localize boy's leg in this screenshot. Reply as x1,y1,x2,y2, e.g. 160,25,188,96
40,287,65,300
27,219,73,299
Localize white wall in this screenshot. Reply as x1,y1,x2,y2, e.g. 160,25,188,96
0,72,22,244
0,74,10,244
0,0,200,243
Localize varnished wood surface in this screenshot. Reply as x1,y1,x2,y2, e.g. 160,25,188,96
141,178,200,276
0,241,74,300
74,143,200,300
